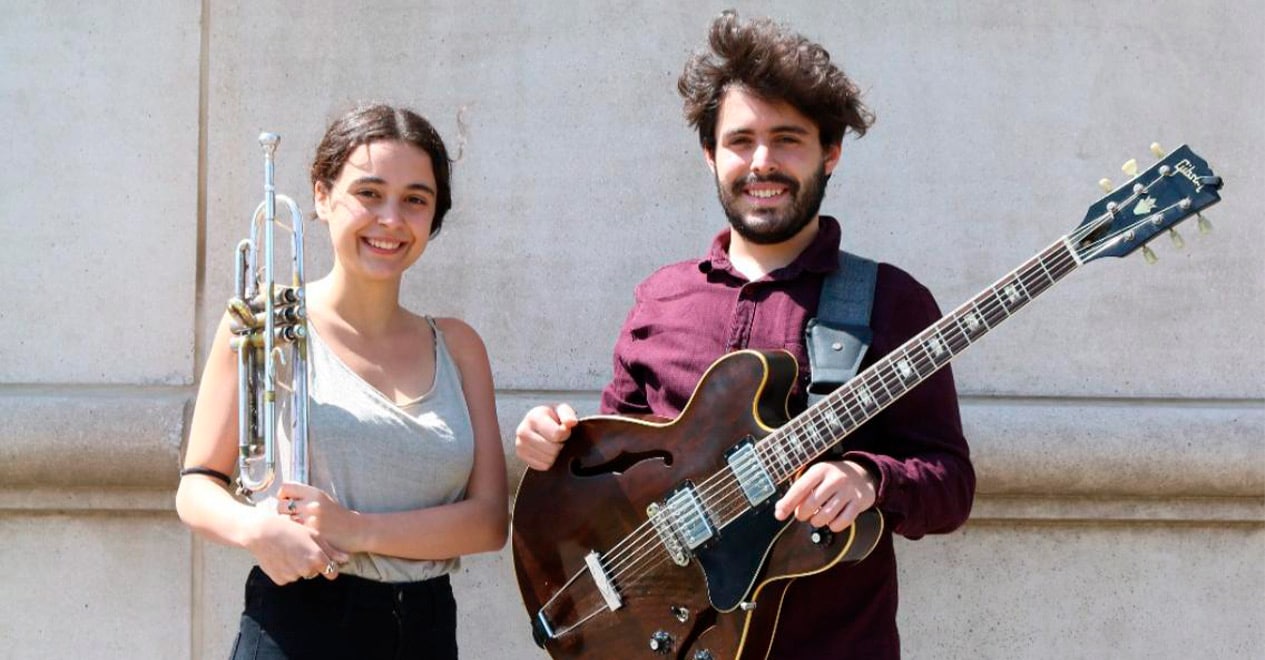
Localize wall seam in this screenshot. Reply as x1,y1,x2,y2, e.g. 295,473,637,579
191,0,212,657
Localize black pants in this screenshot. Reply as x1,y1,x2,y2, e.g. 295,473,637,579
230,566,458,660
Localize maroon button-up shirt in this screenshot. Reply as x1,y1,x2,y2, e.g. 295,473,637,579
600,216,974,658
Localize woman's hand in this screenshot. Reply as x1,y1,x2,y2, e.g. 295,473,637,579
244,506,350,584
277,482,364,556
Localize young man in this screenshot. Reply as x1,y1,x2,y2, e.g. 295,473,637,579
516,11,974,658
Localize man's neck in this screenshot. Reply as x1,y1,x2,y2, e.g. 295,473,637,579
727,216,821,282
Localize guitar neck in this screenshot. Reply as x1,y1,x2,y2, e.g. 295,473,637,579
758,238,1084,481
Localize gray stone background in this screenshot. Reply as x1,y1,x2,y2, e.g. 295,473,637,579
1,1,1261,658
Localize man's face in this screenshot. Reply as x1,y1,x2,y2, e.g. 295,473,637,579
706,87,841,245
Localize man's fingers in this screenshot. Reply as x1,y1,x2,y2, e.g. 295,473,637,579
555,403,579,428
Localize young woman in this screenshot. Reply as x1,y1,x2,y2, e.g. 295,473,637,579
176,104,507,659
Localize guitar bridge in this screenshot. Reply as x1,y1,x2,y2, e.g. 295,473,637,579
583,550,623,612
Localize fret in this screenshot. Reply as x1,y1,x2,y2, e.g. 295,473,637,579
924,329,951,366
940,318,972,353
853,380,878,413
878,362,909,399
823,406,845,436
894,350,918,384
907,339,936,375
873,369,898,406
952,313,978,345
1035,255,1057,285
870,365,897,403
750,239,1097,484
968,301,993,331
769,440,789,475
979,291,1008,326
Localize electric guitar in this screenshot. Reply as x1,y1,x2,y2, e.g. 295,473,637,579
511,144,1224,659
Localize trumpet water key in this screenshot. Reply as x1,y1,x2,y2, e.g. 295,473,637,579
230,132,311,499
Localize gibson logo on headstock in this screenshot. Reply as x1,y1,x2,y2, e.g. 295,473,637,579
1174,159,1204,193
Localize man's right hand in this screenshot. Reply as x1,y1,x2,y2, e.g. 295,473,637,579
514,403,579,471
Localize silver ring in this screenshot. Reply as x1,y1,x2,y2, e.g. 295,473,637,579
323,561,337,576
286,500,297,515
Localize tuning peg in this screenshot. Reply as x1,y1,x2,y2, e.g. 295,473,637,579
1169,228,1185,249
1141,244,1158,264
1197,213,1213,235
1150,143,1166,158
1098,178,1114,192
1122,159,1139,178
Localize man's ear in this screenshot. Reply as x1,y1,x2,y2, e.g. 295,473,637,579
823,142,842,176
703,145,717,175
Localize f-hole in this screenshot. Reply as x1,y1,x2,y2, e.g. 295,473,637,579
569,449,673,477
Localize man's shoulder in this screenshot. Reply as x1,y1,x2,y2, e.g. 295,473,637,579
632,257,709,300
873,261,930,296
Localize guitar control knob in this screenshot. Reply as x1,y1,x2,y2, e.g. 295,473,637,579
810,526,834,546
693,650,716,660
649,630,674,655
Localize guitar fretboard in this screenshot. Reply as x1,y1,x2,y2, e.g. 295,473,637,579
755,239,1082,482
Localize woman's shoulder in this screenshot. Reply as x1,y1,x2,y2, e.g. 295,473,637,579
429,316,488,359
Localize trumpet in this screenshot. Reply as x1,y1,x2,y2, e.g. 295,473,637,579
228,132,310,499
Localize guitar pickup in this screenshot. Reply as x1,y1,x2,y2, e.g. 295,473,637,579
726,440,776,506
647,481,715,566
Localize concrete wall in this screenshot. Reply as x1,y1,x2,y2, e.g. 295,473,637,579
1,1,1261,658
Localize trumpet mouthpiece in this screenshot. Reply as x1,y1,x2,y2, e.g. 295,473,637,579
259,132,281,153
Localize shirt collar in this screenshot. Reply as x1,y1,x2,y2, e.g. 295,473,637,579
698,215,843,280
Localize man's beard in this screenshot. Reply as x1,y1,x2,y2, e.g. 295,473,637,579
717,163,829,246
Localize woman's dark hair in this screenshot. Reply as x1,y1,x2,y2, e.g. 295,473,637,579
310,104,453,237
678,11,874,152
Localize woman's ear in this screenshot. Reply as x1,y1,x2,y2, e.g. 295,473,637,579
313,181,330,221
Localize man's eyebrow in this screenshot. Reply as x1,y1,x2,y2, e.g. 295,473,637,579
720,125,813,138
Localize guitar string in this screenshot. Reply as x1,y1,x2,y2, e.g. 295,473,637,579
561,193,1191,619
599,236,1109,597
598,245,1081,593
700,189,1190,537
599,243,1081,593
694,245,1077,530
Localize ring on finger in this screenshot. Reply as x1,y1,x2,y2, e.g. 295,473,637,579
286,499,297,515
323,561,337,576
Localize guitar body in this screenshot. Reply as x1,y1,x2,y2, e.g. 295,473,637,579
512,350,883,660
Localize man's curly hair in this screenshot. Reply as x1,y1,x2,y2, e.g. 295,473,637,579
678,10,874,152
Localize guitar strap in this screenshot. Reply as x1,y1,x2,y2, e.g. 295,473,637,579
805,250,877,409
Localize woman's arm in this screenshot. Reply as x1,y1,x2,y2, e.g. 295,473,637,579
175,314,348,583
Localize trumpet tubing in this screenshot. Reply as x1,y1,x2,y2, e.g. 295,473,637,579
231,132,311,498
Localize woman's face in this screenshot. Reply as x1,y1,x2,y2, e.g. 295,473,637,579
314,139,438,283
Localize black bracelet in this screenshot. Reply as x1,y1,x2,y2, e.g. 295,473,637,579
179,466,233,487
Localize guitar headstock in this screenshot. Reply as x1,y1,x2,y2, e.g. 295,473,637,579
1071,144,1223,264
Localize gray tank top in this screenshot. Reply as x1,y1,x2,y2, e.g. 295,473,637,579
275,316,475,583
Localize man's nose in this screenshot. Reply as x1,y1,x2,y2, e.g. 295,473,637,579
751,143,778,174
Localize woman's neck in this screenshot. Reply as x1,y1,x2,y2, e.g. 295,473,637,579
306,272,404,339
